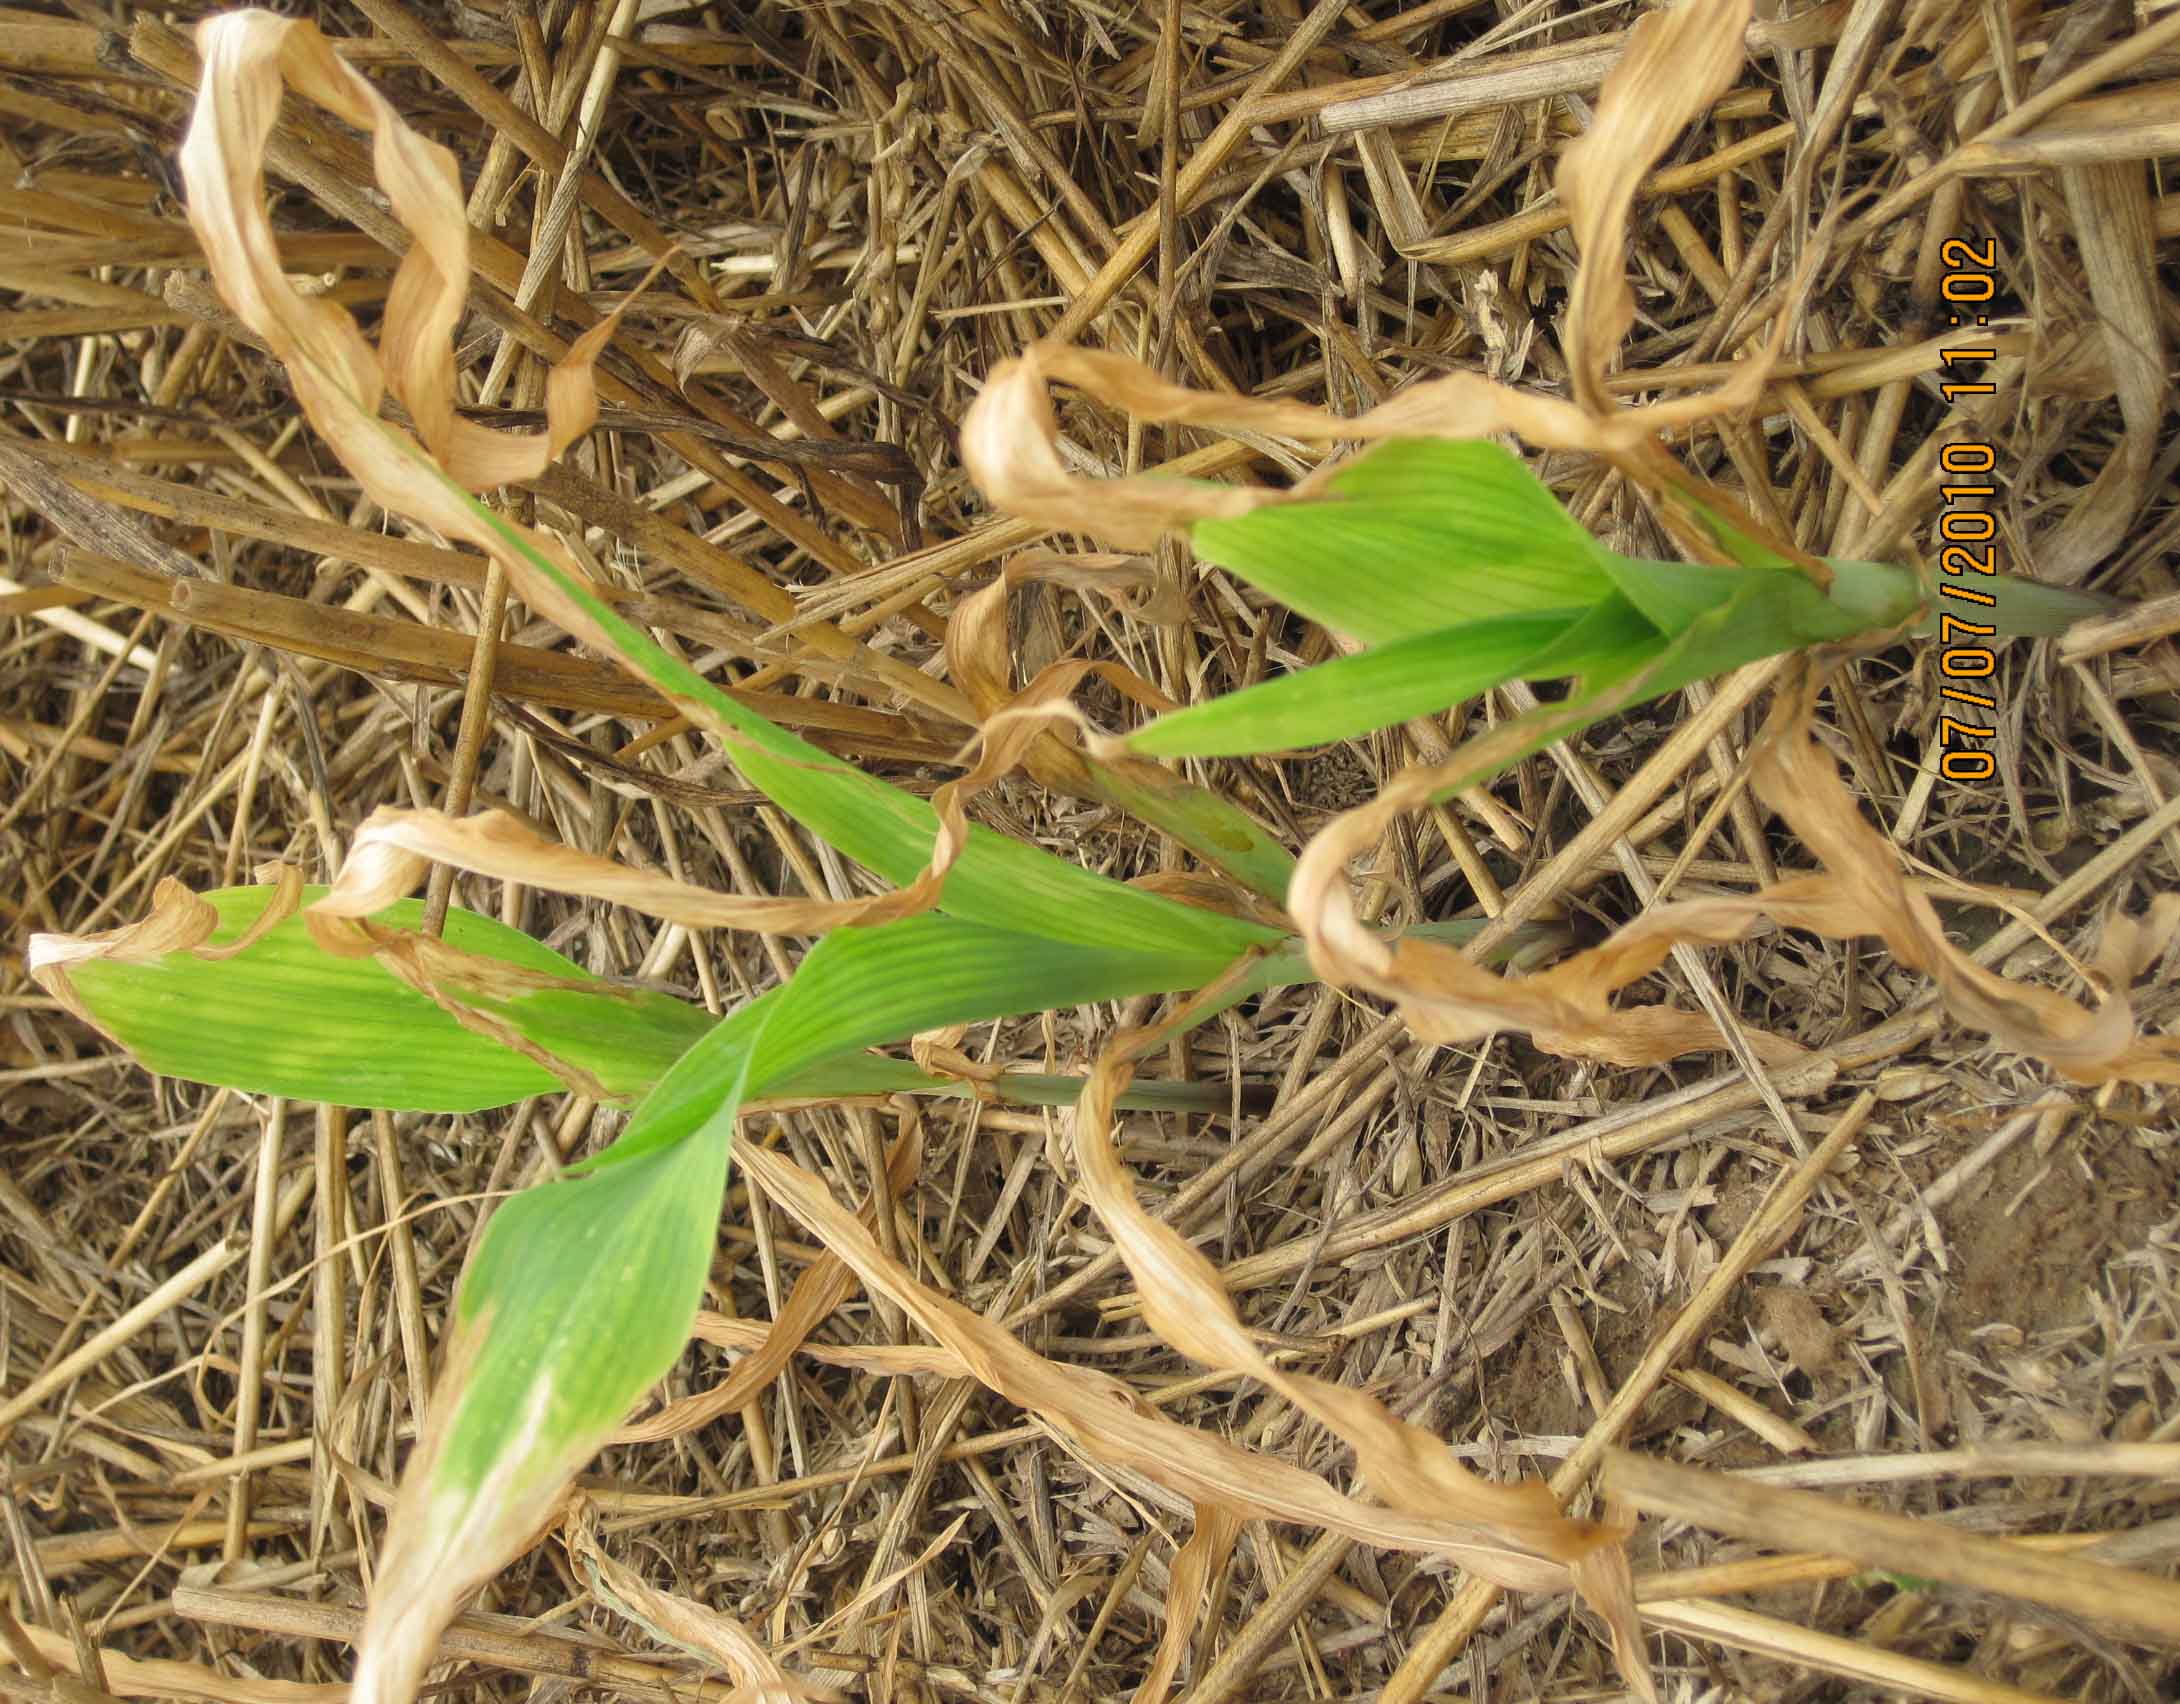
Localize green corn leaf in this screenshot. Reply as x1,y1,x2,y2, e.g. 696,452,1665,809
1134,555,2107,764
1598,567,1869,705
44,883,1290,1118
299,429,2126,1685
1605,557,1876,648
47,886,706,1112
1135,574,1874,825
1508,588,1665,675
1126,593,1671,762
1164,431,2113,767
396,905,1256,1635
445,477,1279,962
1191,439,1617,645
1400,565,1886,813
1806,557,1929,635
580,912,1243,1172
377,876,1565,1629
1586,463,2110,638
424,898,1594,1584
425,1122,728,1520
1125,609,1589,758
54,885,1576,1121
1598,555,1772,636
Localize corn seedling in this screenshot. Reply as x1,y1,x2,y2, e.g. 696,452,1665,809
26,3,2180,1701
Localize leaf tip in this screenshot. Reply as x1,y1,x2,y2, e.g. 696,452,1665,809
354,1319,587,1704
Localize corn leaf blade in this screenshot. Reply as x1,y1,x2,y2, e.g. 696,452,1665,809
446,480,1280,961
1408,567,1889,810
1190,439,1617,645
55,887,1576,1120
583,913,1245,1171
50,882,1302,1119
51,887,707,1112
1125,610,1592,758
382,906,1258,1687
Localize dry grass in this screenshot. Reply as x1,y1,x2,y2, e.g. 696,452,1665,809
6,0,2180,1699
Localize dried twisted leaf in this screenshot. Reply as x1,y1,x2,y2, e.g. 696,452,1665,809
957,0,1765,550
1750,674,2180,1084
179,12,967,952
961,341,1625,551
946,551,1180,728
688,1312,964,1379
1288,665,2180,1083
181,16,615,498
1067,1005,1652,1697
906,1025,1004,1099
1286,680,1810,1065
564,1503,821,1704
1558,0,1753,415
732,1139,1580,1589
1135,1508,1241,1704
1070,1015,1607,1557
308,806,947,946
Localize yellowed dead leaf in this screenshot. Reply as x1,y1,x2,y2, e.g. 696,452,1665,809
1568,1516,1651,1698
731,1138,1579,1590
307,806,945,948
181,15,616,500
943,550,1296,926
958,0,1766,550
1558,0,1753,416
688,1312,965,1379
1069,1014,1601,1556
1133,1507,1241,1704
564,1502,824,1704
907,1024,1004,1099
960,341,1615,551
942,549,1184,825
1749,672,2180,1085
1067,1000,1653,1697
178,10,964,956
946,551,1181,727
1285,662,2180,1083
